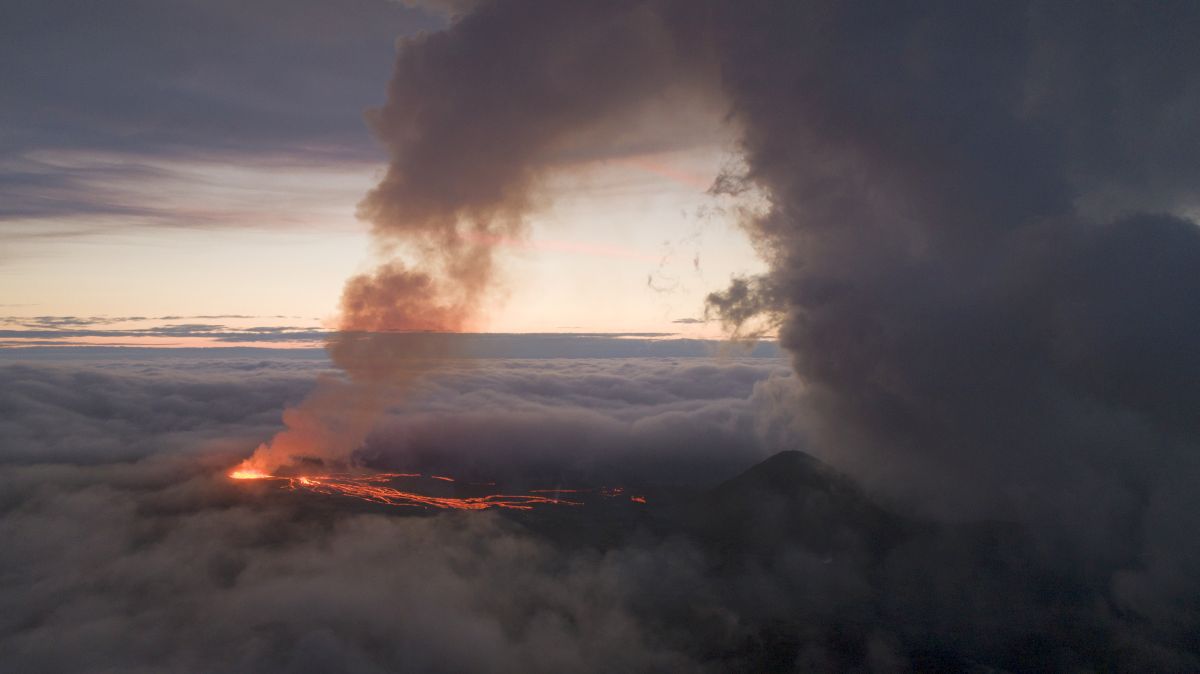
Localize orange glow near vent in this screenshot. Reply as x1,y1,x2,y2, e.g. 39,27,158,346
227,467,585,511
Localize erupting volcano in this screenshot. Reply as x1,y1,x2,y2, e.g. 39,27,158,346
227,466,643,511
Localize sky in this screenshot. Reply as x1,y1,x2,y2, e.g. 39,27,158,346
0,0,764,340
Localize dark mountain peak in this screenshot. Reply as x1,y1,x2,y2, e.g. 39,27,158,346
713,450,847,497
687,450,907,560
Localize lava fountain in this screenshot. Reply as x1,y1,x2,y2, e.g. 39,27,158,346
229,467,271,481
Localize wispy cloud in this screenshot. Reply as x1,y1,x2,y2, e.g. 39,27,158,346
0,151,379,240
0,315,783,356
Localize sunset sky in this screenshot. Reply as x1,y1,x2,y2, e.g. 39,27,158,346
1,0,763,342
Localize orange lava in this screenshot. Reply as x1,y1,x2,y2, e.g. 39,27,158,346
228,469,580,511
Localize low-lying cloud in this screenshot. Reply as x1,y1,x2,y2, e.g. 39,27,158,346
4,351,1198,671
0,353,789,672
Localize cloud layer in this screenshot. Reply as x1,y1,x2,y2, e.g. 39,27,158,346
0,354,790,672
310,1,1200,667
5,353,1199,670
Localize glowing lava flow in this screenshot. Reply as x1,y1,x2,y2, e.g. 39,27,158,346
228,469,579,511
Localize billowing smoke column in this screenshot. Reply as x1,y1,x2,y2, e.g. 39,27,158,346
238,0,712,475
247,0,1200,580
702,0,1200,644
243,0,1200,561
708,0,1200,511
252,0,1198,651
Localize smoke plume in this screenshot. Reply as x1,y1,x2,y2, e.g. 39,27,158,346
704,2,1200,527
268,0,1200,519
240,0,721,475
701,0,1200,654
231,1,1200,663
